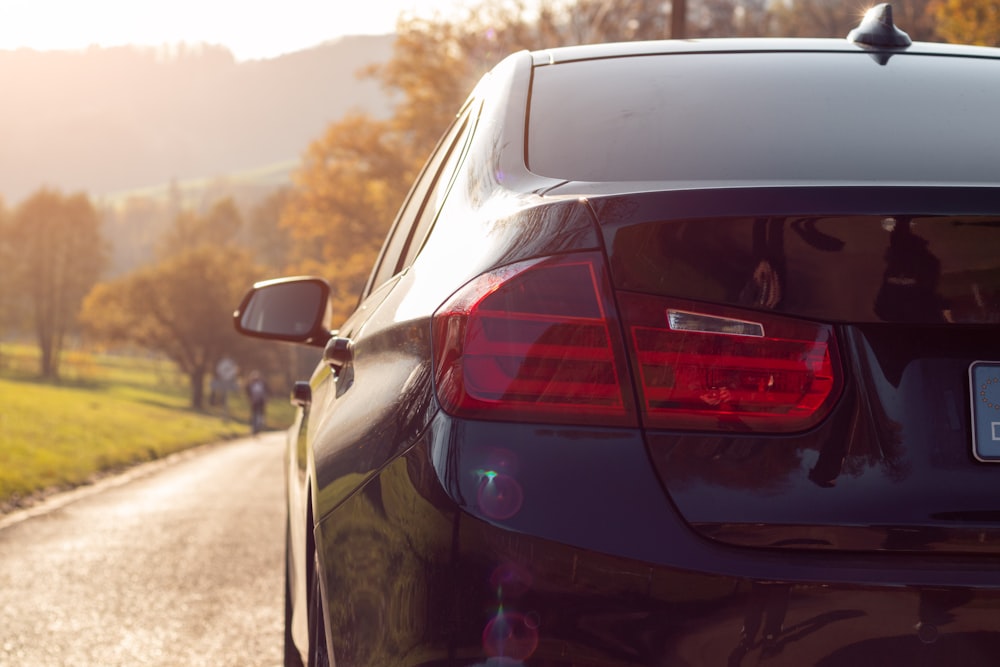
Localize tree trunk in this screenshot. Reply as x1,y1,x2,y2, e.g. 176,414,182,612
672,0,687,38
189,367,206,410
37,328,57,380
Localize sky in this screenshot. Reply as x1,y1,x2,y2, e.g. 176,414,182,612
0,0,469,61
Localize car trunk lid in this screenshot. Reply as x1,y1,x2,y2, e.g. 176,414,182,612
594,186,1000,554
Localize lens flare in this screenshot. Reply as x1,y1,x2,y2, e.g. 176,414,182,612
476,471,524,520
482,611,539,661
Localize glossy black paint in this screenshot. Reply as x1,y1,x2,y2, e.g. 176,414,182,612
314,419,1000,666
234,31,1000,667
601,201,1000,325
654,324,1000,554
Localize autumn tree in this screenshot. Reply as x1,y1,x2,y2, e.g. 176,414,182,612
6,189,107,379
81,199,268,408
770,0,937,40
933,0,1000,45
81,246,262,408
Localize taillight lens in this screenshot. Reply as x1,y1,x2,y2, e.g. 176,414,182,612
619,293,842,432
432,252,637,426
432,253,841,433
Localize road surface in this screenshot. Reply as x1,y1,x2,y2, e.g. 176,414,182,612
0,433,286,667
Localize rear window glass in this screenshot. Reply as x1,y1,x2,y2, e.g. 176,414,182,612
527,51,1000,184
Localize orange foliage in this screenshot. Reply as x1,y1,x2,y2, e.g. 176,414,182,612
933,0,1000,46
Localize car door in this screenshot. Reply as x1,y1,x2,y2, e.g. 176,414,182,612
304,100,478,519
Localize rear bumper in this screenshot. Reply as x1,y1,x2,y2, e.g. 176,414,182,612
445,512,1000,666
315,413,1000,665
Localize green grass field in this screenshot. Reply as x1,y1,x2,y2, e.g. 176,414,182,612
0,344,294,510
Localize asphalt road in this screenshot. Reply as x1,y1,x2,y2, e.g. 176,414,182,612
0,433,287,667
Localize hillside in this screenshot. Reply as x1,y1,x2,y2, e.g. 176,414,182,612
0,35,395,204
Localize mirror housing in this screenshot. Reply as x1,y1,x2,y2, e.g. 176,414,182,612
233,276,332,347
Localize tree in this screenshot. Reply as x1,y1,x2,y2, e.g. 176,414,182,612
7,189,107,379
933,0,1000,46
770,0,937,40
81,245,263,409
81,197,281,408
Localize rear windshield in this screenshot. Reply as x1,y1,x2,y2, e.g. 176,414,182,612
527,51,1000,185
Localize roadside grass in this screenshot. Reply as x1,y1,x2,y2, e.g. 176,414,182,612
0,344,294,511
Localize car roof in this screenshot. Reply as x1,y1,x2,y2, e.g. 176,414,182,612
530,37,1000,67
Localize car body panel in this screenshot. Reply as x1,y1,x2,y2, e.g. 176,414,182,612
233,30,1000,667
315,421,1000,666
601,207,1000,324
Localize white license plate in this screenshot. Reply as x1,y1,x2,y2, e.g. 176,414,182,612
970,361,1000,462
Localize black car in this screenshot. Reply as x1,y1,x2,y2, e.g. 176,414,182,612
235,6,1000,665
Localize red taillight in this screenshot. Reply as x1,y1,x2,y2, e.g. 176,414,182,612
432,252,637,426
433,253,841,433
619,293,842,432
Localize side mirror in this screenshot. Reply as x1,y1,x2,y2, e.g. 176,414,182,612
233,276,332,347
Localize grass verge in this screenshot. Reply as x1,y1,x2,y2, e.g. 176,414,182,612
0,345,293,511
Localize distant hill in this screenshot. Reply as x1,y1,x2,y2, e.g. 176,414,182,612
0,35,395,204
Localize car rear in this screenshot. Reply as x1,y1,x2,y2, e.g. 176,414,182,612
413,37,1000,665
